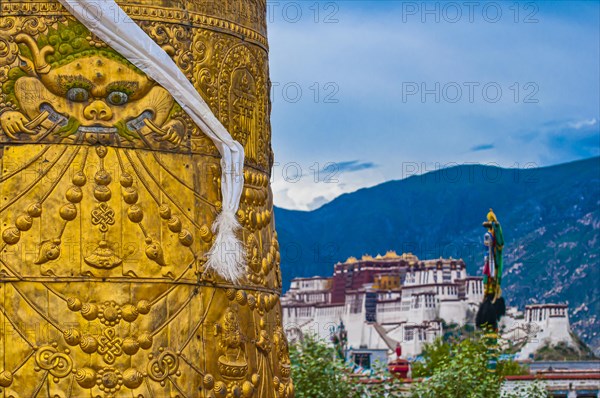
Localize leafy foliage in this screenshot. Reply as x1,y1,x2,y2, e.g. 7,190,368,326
496,359,529,377
289,334,364,398
411,338,452,378
410,337,503,398
411,336,536,398
413,335,528,379
290,333,547,398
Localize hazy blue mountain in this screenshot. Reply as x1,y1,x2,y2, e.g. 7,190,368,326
274,157,600,353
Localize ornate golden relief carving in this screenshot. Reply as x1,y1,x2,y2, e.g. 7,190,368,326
0,1,290,396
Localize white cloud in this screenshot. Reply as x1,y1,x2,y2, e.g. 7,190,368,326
271,165,386,210
568,118,598,130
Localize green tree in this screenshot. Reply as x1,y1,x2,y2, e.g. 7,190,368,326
411,338,452,378
289,334,365,398
411,337,503,398
290,333,547,398
496,358,529,377
411,336,541,398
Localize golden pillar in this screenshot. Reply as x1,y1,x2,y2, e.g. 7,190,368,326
0,1,293,396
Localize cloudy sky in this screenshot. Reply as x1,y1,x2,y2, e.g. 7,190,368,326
266,1,600,210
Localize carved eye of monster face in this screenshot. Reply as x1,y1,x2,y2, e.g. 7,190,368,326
106,91,129,106
66,87,90,103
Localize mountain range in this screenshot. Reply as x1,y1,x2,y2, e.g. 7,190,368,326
273,157,600,353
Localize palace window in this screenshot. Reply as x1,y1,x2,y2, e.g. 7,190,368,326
349,296,363,314
443,270,451,282
413,297,421,309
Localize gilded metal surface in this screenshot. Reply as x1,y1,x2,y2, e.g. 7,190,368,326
0,1,292,396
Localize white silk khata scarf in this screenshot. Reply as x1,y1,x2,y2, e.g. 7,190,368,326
57,0,246,282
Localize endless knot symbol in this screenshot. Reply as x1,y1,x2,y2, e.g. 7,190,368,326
98,327,123,365
91,203,115,233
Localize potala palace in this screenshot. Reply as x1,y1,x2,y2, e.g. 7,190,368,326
281,252,577,363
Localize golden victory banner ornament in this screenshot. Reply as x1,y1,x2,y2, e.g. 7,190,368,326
0,0,293,396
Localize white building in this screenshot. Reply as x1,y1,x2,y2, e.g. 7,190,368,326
281,252,484,361
282,252,579,366
501,303,575,360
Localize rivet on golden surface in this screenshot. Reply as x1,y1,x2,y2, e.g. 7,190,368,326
137,332,153,349
94,170,112,186
94,185,112,202
159,204,172,219
72,171,87,186
80,303,99,321
122,187,138,204
120,173,134,187
127,205,144,223
67,297,82,311
65,186,83,203
79,335,98,354
15,215,33,231
179,229,194,247
167,216,182,232
0,371,13,388
136,300,151,314
63,328,82,346
2,227,20,245
59,203,78,221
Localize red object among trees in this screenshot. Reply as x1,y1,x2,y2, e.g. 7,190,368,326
388,359,410,379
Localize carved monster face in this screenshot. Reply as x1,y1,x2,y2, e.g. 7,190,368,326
15,55,174,136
